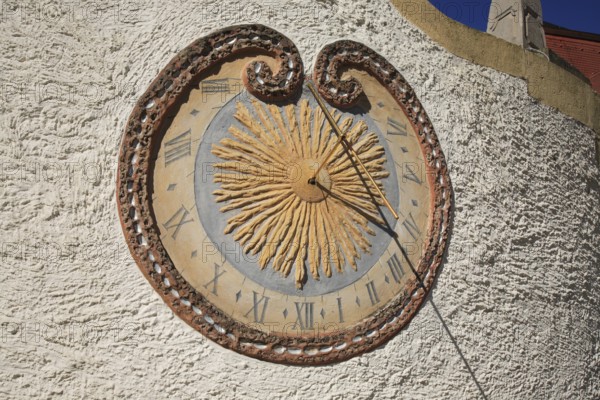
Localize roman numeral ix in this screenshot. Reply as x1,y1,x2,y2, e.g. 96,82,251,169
162,205,193,240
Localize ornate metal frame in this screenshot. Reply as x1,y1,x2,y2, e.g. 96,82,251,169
116,24,452,365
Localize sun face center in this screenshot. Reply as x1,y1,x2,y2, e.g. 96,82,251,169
289,158,332,203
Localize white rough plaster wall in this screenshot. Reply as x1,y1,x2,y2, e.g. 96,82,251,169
0,0,598,399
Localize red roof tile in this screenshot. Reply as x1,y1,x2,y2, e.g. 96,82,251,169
545,34,600,92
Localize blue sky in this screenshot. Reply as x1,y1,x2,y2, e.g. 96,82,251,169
429,0,600,35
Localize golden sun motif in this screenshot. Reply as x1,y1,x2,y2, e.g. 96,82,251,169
211,98,389,288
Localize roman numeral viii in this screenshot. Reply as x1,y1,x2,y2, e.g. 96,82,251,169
164,129,191,166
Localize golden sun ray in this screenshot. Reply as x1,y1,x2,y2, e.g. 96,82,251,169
211,99,389,289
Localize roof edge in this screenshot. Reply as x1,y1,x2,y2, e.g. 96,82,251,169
543,22,600,43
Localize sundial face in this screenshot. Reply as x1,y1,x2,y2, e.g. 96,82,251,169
117,25,452,364
193,86,401,297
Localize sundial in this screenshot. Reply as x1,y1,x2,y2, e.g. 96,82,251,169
117,24,452,364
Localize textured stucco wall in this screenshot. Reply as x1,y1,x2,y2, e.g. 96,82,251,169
0,1,598,399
